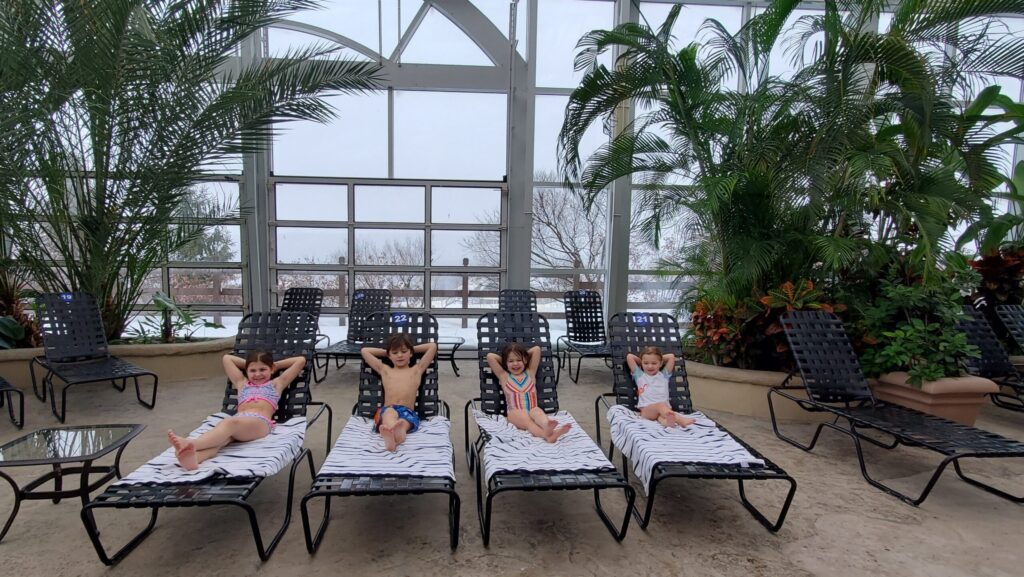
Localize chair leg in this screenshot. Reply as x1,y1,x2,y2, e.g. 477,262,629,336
80,505,160,566
0,470,22,543
133,375,158,409
244,448,317,561
737,476,798,532
991,391,1024,412
767,389,834,451
448,490,461,550
4,388,23,428
111,378,126,392
29,358,47,402
952,458,1024,503
593,485,635,541
300,492,333,554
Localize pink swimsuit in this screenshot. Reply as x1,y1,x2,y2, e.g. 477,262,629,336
503,371,538,411
236,381,280,430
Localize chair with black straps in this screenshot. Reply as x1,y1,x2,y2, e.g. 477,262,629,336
498,289,537,312
597,312,796,531
771,310,1024,506
315,288,392,375
958,306,1024,411
557,290,613,383
0,376,24,428
301,311,459,552
29,292,158,422
81,311,332,565
466,311,634,546
280,287,329,382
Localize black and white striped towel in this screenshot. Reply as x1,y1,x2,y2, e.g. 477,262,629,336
607,404,764,493
318,415,455,480
114,413,306,485
472,410,615,481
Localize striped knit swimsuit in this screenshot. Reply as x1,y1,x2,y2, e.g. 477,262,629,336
504,371,538,411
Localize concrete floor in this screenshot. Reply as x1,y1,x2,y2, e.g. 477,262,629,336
1,359,1023,577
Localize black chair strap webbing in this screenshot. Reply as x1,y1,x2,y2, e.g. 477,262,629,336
355,311,441,419
38,292,109,362
780,311,874,403
476,312,559,415
563,289,607,343
608,312,694,413
960,306,1019,380
347,289,392,343
498,289,537,312
222,311,318,421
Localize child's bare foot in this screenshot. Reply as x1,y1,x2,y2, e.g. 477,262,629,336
379,424,397,452
545,423,571,443
544,420,558,435
394,424,408,448
168,430,198,470
676,414,696,427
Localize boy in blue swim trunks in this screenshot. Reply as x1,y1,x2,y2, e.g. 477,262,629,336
361,333,437,452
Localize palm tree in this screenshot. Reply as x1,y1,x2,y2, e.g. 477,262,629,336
0,0,382,339
558,0,1024,307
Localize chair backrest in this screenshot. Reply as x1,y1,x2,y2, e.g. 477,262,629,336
780,311,874,403
476,311,559,415
355,311,441,419
280,287,324,322
222,311,318,421
498,289,537,312
37,292,109,362
563,289,607,343
960,306,1018,379
608,312,694,413
347,288,392,343
996,305,1024,352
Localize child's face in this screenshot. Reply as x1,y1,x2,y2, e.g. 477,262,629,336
506,352,526,374
246,361,273,383
640,354,663,375
388,345,412,367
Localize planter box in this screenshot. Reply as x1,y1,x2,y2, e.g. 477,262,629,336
872,372,999,426
686,361,828,423
0,338,235,390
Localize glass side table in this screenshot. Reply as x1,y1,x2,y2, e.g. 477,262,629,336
437,336,466,376
0,423,145,542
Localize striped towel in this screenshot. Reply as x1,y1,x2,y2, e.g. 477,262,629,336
114,413,306,485
318,415,454,480
472,410,615,482
607,404,764,493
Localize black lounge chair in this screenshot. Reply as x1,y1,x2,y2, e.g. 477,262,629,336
0,376,23,428
314,288,391,374
280,287,330,383
301,311,459,551
557,289,613,383
596,312,796,531
81,311,332,565
771,310,1024,506
29,292,158,422
958,306,1024,411
466,311,634,546
498,289,537,312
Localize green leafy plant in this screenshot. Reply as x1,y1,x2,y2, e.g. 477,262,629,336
0,0,382,341
857,265,981,387
0,316,25,349
124,292,224,344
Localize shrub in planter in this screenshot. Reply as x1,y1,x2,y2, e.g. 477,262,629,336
857,269,981,386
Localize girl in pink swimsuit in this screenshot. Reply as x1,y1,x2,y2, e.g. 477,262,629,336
486,343,570,443
167,351,307,470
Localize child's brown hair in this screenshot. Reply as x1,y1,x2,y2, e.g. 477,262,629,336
500,342,531,370
244,350,275,370
384,333,415,354
638,346,664,363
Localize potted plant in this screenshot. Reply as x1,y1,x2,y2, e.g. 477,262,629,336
857,264,997,425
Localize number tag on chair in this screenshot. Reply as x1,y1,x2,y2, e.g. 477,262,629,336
578,290,588,295
60,292,74,303
635,313,651,325
354,291,364,300
392,313,409,325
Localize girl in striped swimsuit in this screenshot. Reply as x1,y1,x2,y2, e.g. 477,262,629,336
486,343,571,443
167,351,307,470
